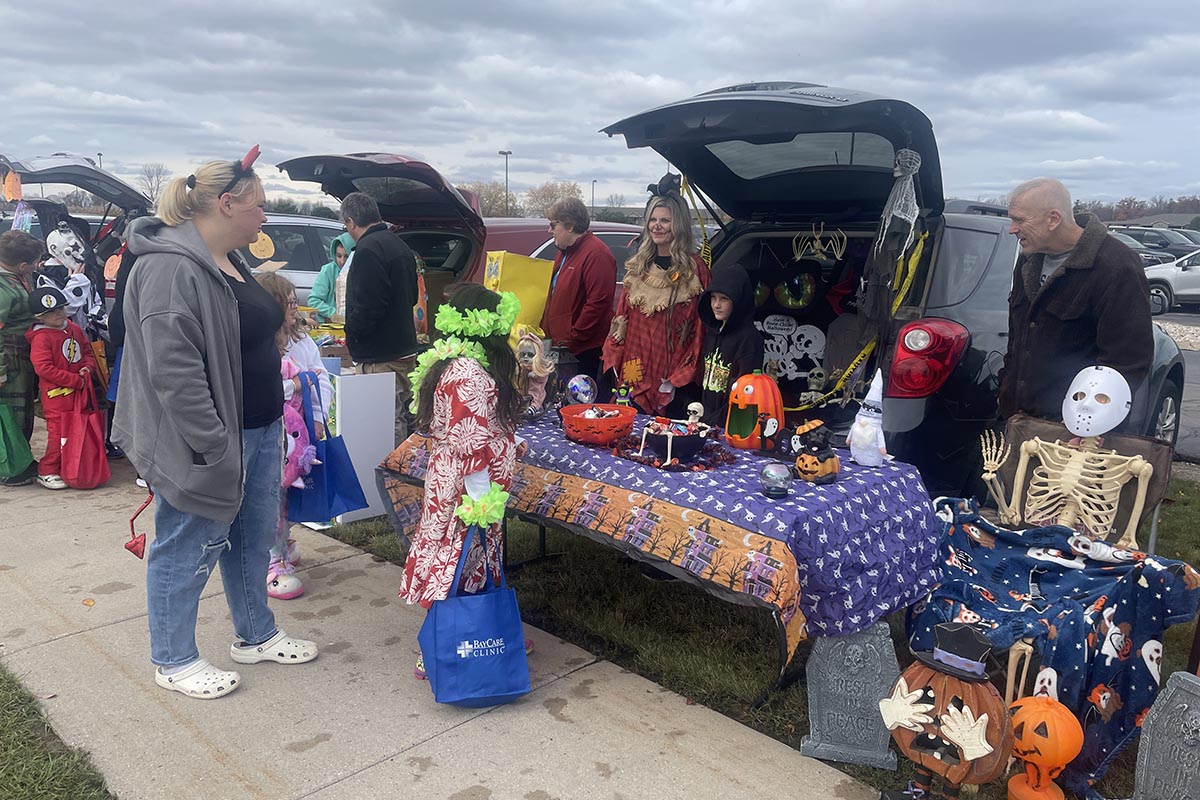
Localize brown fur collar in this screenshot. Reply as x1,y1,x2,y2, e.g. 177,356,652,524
1020,213,1109,302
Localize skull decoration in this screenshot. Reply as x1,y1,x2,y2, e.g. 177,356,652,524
1008,695,1084,800
46,222,87,274
1061,365,1131,438
806,365,827,391
842,643,867,674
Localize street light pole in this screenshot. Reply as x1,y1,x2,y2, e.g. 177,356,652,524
498,150,512,215
97,152,103,169
591,179,597,213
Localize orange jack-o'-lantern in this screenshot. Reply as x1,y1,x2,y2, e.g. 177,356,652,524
724,371,784,450
1007,695,1084,800
881,624,1013,794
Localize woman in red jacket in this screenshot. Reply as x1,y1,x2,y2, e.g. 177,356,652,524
602,191,710,415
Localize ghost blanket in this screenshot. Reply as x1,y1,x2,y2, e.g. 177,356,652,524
909,498,1200,798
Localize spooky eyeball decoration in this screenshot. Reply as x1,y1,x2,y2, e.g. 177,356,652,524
724,371,784,450
1061,365,1132,438
773,271,817,310
754,281,770,307
880,624,1013,800
1006,695,1083,800
760,462,792,499
566,374,598,405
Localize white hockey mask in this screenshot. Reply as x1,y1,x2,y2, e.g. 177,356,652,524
1061,365,1131,438
47,224,87,274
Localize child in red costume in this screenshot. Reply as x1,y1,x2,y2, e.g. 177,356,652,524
25,286,96,490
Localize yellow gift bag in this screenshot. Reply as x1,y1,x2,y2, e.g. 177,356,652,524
482,251,554,347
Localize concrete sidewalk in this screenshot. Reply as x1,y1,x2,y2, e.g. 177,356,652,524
1,457,872,800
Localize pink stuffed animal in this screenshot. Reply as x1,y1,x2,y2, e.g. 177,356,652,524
281,359,320,489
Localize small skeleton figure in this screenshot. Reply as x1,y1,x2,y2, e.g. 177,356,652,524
636,411,712,463
798,365,828,407
981,366,1153,549
686,402,704,428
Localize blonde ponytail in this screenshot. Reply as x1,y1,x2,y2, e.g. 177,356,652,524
156,159,260,226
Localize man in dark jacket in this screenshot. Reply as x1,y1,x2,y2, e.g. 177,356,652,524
539,198,616,381
997,177,1152,423
698,264,764,426
342,192,420,446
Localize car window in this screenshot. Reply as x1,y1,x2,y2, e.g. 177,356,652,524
1142,231,1167,246
399,231,471,274
706,132,894,180
314,227,343,266
241,225,318,272
927,226,1002,308
597,232,638,280
1178,229,1200,245
531,240,557,261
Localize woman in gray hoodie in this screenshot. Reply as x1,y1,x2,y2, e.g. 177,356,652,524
114,151,318,699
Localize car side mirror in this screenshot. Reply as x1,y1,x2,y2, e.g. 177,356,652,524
1150,294,1168,315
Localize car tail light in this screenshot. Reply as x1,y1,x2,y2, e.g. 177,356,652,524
886,318,970,399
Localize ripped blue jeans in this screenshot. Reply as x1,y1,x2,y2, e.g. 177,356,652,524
146,420,282,667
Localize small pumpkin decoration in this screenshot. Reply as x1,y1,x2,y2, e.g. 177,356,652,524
1007,695,1083,800
880,624,1013,800
725,370,784,450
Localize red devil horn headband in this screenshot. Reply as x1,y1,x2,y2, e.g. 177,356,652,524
188,144,262,194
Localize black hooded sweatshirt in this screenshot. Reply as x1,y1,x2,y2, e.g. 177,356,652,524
698,265,764,426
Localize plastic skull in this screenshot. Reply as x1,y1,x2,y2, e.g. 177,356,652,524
47,223,86,274
807,366,827,391
1061,365,1131,438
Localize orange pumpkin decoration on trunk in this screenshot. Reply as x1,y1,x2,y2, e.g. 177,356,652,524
1007,695,1083,800
724,370,784,450
880,624,1013,800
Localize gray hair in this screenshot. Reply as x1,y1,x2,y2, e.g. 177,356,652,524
340,192,382,227
547,197,590,234
1009,177,1073,218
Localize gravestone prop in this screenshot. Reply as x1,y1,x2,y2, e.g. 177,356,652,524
1135,671,1200,800
800,621,899,769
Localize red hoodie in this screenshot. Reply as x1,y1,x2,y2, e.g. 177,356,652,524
25,320,97,401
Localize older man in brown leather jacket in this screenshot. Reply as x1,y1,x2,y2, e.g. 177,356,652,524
997,177,1152,423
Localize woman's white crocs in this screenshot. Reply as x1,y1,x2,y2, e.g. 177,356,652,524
230,629,318,664
155,659,241,699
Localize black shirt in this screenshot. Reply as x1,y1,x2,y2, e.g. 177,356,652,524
222,262,284,429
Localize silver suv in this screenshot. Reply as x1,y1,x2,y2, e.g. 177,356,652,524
238,213,345,306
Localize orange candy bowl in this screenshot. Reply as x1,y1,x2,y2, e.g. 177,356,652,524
559,404,637,446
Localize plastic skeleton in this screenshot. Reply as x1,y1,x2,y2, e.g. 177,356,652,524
981,366,1153,549
791,222,848,263
637,402,710,463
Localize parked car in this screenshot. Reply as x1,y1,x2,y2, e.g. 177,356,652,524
463,217,643,286
237,212,346,306
1144,248,1200,312
1109,231,1174,266
1111,225,1200,260
273,153,487,326
1174,228,1200,247
603,82,1184,496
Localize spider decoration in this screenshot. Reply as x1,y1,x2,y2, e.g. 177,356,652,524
791,222,848,263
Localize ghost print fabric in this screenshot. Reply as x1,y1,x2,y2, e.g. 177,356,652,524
909,498,1200,798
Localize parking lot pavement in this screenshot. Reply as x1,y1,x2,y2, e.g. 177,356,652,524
1179,348,1200,462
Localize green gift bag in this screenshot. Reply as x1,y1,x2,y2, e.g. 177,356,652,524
0,404,34,478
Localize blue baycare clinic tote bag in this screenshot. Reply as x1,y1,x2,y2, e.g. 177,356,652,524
418,524,532,707
287,371,368,522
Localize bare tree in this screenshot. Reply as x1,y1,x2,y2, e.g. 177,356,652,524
604,192,625,209
457,180,523,217
138,162,172,206
523,180,583,218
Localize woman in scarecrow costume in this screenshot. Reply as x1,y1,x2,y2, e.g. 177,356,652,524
602,186,710,415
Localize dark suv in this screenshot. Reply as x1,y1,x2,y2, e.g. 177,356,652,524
603,82,1184,497
1112,225,1200,260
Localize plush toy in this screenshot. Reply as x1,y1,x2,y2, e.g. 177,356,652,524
791,420,840,484
848,369,888,466
281,359,319,489
880,623,1013,800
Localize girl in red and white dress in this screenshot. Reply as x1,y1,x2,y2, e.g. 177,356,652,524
400,284,530,679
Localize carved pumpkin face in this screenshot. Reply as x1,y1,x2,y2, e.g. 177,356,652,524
1009,696,1084,789
889,662,1013,787
725,371,784,450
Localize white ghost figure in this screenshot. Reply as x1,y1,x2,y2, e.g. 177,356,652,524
847,369,887,467
1033,666,1059,702
1061,365,1132,438
1141,640,1163,684
1027,547,1087,570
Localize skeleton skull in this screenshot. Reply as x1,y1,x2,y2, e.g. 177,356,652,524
686,402,704,425
1182,708,1200,748
807,365,828,391
843,643,867,674
1061,366,1132,438
47,223,87,274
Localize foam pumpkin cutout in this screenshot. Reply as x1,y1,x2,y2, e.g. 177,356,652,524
724,371,784,450
1007,696,1083,800
883,661,1013,790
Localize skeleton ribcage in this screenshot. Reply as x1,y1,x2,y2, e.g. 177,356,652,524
1024,444,1128,537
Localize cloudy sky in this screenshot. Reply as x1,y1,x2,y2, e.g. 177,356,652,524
2,0,1197,212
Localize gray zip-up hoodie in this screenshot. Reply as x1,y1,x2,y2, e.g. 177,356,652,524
112,217,245,523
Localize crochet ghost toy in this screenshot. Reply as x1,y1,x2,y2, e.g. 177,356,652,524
847,369,888,467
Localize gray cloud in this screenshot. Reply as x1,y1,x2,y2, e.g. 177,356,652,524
1,0,1197,211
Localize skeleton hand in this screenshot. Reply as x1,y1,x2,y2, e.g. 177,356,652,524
980,430,1010,477
940,705,993,761
879,677,935,731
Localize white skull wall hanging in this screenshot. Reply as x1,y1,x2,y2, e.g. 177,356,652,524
980,366,1154,548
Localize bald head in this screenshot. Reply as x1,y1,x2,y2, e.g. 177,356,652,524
1007,177,1084,256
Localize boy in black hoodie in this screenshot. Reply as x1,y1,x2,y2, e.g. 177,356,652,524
699,264,764,427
